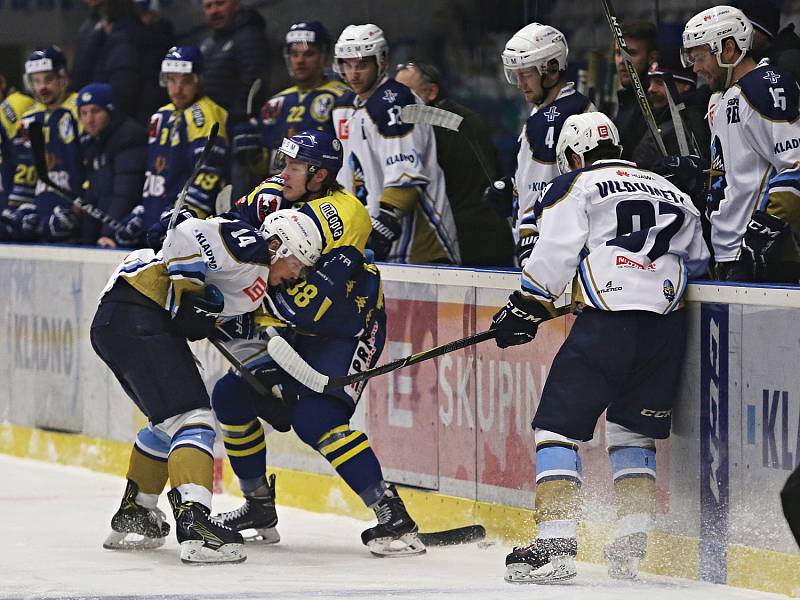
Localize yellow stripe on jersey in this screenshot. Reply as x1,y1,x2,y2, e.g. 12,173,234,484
184,96,228,141
305,188,372,253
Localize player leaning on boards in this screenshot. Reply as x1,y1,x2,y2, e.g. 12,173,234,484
331,23,460,265
91,206,322,564
482,23,595,266
490,112,709,584
680,5,800,283
215,130,426,557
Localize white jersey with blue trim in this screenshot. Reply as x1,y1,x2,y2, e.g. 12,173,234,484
332,76,460,264
100,216,273,318
522,160,709,313
515,83,595,241
706,60,800,262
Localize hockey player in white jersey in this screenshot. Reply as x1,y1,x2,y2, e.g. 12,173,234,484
489,113,708,584
681,5,800,282
482,23,595,265
331,23,460,265
90,209,322,564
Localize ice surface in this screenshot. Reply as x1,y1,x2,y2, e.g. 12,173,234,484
0,455,788,600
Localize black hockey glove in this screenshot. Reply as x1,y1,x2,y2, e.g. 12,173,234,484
482,176,515,219
231,121,263,158
369,204,402,261
252,363,297,433
650,155,709,209
490,291,552,349
173,285,225,341
213,313,257,342
739,211,790,281
515,234,538,268
146,207,198,251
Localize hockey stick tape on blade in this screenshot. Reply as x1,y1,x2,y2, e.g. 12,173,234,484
400,104,463,131
267,336,328,393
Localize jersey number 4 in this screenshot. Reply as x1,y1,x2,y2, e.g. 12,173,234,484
608,199,685,262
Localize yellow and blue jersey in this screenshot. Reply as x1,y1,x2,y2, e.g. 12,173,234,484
0,90,34,207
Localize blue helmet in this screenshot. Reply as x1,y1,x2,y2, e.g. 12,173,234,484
279,130,343,182
285,21,331,54
160,46,204,86
24,46,68,90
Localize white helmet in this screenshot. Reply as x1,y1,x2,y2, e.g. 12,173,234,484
260,209,323,267
681,6,752,70
556,112,620,174
501,23,568,85
333,24,389,77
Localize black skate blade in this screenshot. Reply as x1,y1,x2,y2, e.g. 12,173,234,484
418,524,486,546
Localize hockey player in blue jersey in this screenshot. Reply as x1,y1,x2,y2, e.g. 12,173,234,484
91,206,322,564
114,46,228,247
678,5,800,283
490,113,709,584
3,47,84,242
233,21,349,179
482,23,595,266
0,78,33,216
211,130,426,557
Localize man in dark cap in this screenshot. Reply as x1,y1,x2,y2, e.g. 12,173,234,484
733,0,800,82
632,48,711,170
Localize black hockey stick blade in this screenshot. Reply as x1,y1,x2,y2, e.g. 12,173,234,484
27,121,124,231
168,121,220,230
418,524,486,546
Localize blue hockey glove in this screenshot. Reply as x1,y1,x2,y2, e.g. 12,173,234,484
9,203,39,240
739,211,790,281
146,206,197,251
491,291,551,349
213,313,257,342
173,284,225,341
115,205,146,247
516,233,538,268
231,121,262,157
482,176,515,219
46,204,79,241
369,204,402,261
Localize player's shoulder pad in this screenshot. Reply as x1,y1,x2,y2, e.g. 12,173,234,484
274,85,299,98
738,65,799,122
319,79,350,97
525,90,593,151
1,91,34,129
22,101,47,119
234,176,286,225
365,78,414,137
305,188,370,244
217,218,271,265
333,89,356,109
532,167,584,219
185,96,229,140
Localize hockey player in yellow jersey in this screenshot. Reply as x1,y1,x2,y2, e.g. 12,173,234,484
91,206,322,565
114,46,228,247
215,130,425,557
0,79,33,213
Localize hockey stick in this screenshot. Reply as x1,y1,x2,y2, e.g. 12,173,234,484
246,78,262,121
208,337,273,397
268,304,573,393
167,121,220,230
27,121,124,231
662,74,700,156
215,184,233,215
418,524,486,546
400,104,496,187
599,0,668,157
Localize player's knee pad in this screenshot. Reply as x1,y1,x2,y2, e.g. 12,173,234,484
315,426,371,470
606,420,656,450
134,424,171,461
211,371,255,423
607,421,656,481
534,429,582,484
156,408,216,457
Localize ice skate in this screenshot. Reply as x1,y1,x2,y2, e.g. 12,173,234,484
103,479,170,551
214,474,280,544
504,537,577,584
605,531,647,580
361,485,426,557
167,488,246,564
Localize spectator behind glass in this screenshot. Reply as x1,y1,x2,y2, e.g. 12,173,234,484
71,0,107,92
733,0,800,84
76,83,147,247
134,0,174,120
94,0,144,119
612,21,658,162
395,62,513,267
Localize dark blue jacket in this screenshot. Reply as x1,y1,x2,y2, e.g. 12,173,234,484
199,7,269,123
92,16,143,119
80,111,147,244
